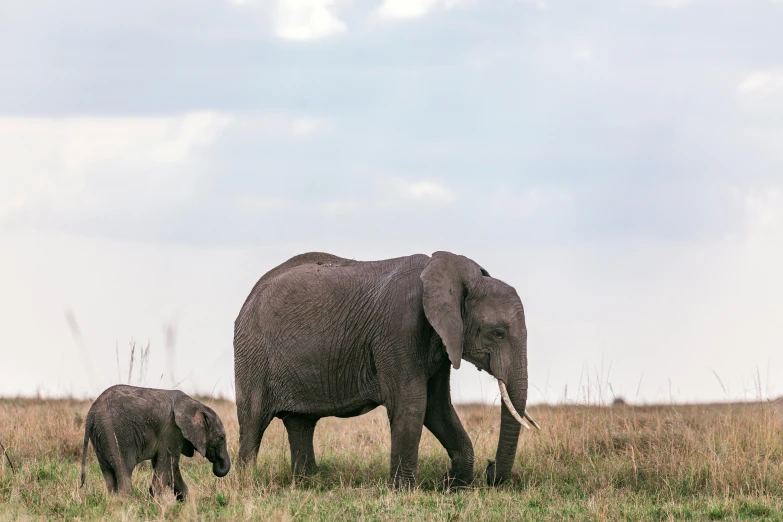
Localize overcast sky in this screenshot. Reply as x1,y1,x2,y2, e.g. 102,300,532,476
1,0,782,404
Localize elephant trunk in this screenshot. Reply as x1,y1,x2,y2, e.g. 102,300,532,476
499,381,531,430
212,448,231,478
487,360,528,486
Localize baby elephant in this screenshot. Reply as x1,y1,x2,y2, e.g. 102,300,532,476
80,385,231,500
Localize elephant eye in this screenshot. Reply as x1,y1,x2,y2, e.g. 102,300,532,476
492,329,506,340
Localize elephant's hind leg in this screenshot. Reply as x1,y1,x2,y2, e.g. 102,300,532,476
99,466,118,493
115,461,135,497
282,414,319,476
95,448,119,494
237,398,274,467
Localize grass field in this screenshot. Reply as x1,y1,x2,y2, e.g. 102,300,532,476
1,396,782,521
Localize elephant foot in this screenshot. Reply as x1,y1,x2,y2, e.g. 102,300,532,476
390,473,416,491
291,461,318,477
441,470,474,492
235,451,259,471
149,484,187,502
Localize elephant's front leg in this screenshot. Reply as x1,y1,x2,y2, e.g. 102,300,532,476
423,364,475,489
150,453,181,501
172,466,188,501
282,414,319,476
387,400,427,490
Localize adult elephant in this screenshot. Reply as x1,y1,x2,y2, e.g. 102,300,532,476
233,251,538,489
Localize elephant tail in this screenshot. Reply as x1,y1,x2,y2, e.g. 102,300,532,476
80,412,93,488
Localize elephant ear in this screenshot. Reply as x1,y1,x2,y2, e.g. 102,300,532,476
421,251,485,369
181,439,195,458
174,397,208,457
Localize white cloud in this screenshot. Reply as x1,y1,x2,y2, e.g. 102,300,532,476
738,70,783,96
733,187,783,376
572,47,594,62
374,177,456,206
275,0,346,40
462,48,518,70
320,199,362,215
290,117,326,137
0,112,232,221
228,0,345,41
0,112,327,228
378,0,438,19
405,180,456,202
743,187,782,233
227,113,329,139
653,0,694,7
488,186,574,219
377,0,468,20
522,0,547,9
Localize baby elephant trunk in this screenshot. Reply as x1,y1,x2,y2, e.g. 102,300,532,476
212,449,231,477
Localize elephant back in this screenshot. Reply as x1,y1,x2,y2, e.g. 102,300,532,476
236,252,354,321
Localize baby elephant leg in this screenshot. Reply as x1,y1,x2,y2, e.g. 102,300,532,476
95,444,132,495
115,464,134,496
99,466,118,494
95,452,118,494
173,466,189,501
150,453,184,501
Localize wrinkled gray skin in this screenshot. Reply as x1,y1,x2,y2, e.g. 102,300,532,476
80,385,231,500
234,251,529,489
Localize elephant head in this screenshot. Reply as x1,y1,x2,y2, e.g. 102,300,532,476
421,251,538,485
174,397,231,477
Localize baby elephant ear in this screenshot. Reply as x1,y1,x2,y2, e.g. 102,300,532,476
174,397,208,456
181,439,195,458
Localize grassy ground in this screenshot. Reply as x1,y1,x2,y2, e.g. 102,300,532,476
1,397,782,521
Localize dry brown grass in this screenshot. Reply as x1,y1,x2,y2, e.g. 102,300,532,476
1,396,782,520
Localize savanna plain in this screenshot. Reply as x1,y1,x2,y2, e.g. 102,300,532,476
1,395,783,521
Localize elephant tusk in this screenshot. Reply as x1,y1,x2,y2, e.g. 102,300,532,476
524,411,541,430
498,381,531,430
